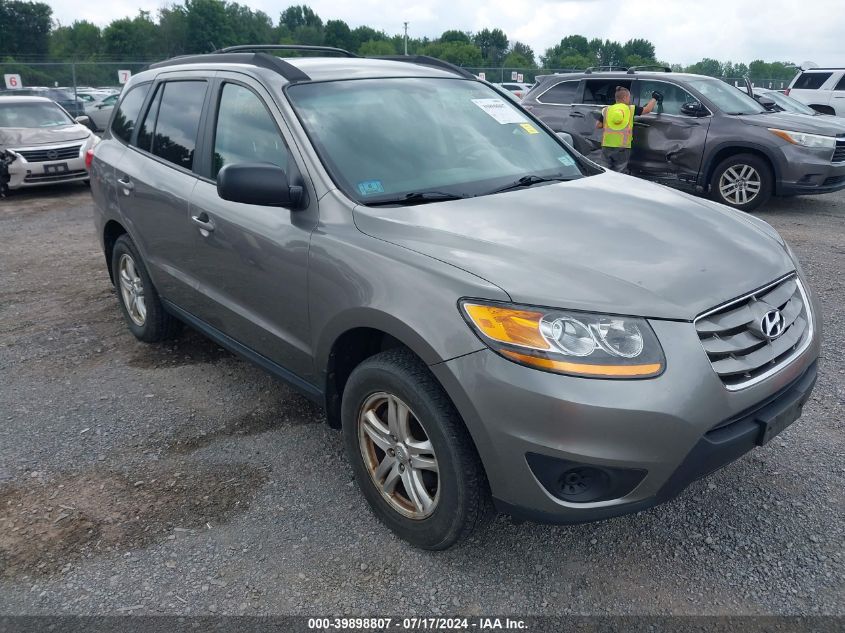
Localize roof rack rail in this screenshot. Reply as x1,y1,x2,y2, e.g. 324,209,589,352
374,55,477,79
626,65,672,74
215,44,358,58
149,52,311,82
584,65,629,74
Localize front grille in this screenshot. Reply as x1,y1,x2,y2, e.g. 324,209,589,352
834,138,845,163
16,144,82,163
695,275,812,390
24,169,87,183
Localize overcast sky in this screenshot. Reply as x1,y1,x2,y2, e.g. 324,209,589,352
46,0,843,66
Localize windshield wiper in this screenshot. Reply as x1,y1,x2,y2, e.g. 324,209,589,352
484,174,573,196
364,191,469,206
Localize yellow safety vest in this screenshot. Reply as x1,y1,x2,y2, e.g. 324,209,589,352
601,103,635,149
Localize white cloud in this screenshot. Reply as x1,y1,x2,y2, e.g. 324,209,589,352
44,0,844,66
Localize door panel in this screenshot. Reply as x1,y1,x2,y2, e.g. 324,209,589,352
630,80,710,184
187,79,318,380
116,80,208,311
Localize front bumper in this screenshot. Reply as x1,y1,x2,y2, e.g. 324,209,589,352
431,304,821,524
5,141,92,189
775,143,845,196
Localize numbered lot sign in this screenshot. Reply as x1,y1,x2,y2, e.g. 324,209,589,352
4,74,22,89
517,73,524,82
511,71,518,81
118,70,131,84
478,72,486,81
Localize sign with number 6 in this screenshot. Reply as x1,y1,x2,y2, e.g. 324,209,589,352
118,70,131,85
4,74,22,89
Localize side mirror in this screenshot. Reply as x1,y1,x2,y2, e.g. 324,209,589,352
556,131,574,145
217,162,304,209
74,115,91,125
680,101,707,117
756,96,778,111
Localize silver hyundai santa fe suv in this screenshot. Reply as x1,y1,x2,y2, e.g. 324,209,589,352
89,46,821,549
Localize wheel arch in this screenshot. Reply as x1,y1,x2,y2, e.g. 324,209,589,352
318,308,468,429
103,219,128,283
702,143,781,192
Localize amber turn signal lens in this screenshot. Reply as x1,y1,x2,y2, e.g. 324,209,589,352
463,303,550,350
501,349,662,378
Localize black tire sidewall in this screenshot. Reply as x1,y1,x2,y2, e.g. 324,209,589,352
710,153,772,212
341,351,483,550
111,235,168,342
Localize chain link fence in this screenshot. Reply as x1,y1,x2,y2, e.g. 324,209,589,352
0,61,155,94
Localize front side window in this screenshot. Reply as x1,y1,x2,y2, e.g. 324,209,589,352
0,101,73,127
685,78,764,115
636,81,697,115
538,80,579,104
287,77,589,204
793,72,832,90
212,83,289,179
835,74,845,91
110,83,150,143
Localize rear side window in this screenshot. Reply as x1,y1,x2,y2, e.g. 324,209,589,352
111,83,150,144
538,80,579,104
582,79,630,105
835,74,845,91
212,83,289,179
793,72,832,90
136,81,207,169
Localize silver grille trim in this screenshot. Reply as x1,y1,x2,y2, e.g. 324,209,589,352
694,274,813,391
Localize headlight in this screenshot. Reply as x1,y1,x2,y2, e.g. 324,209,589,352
768,128,836,150
461,300,665,378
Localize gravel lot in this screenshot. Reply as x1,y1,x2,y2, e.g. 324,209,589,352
0,184,843,616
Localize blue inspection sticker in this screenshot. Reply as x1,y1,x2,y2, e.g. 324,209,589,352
357,180,385,196
557,154,575,167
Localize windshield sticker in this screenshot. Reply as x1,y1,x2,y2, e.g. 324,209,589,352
471,98,527,124
519,122,539,135
557,154,575,167
357,180,385,196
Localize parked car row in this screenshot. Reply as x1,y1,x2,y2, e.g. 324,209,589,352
786,67,845,117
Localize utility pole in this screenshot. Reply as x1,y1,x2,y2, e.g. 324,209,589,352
403,22,409,56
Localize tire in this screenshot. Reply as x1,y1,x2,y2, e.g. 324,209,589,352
709,153,772,212
111,234,181,342
342,349,491,549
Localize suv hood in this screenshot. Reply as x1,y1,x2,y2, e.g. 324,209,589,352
740,111,845,135
0,125,91,147
353,172,794,320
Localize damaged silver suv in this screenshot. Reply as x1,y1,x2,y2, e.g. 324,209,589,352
90,46,821,549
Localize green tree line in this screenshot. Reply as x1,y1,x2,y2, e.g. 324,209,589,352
0,0,797,84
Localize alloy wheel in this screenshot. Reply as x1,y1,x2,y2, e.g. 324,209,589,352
718,164,761,206
357,392,440,519
117,253,146,326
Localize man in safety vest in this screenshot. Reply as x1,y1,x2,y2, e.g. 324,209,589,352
595,86,661,173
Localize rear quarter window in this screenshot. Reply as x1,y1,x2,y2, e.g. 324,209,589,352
793,72,832,90
110,83,151,144
537,80,579,104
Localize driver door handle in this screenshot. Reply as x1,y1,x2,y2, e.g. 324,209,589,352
191,212,215,233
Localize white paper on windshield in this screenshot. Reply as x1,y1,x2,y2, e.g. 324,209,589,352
471,98,527,124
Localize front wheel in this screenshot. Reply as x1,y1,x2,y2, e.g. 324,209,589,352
342,349,491,549
709,153,772,211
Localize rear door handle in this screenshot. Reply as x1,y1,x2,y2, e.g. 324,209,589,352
569,112,584,118
117,176,134,194
191,212,215,233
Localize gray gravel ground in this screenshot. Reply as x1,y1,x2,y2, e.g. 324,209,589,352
0,184,842,616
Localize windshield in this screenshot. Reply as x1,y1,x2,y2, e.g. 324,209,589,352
686,78,765,115
287,77,588,204
0,101,73,128
761,91,817,115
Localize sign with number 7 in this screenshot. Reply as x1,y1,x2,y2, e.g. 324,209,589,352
4,74,22,89
118,70,131,85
